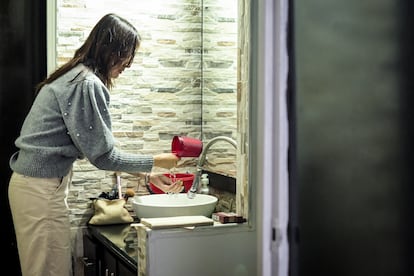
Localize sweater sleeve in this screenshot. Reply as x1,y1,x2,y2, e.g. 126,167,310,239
61,78,153,173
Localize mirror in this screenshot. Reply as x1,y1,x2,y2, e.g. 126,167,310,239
52,0,249,217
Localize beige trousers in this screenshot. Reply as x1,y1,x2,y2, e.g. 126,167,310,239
8,170,73,276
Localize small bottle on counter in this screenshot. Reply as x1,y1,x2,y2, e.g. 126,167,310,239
199,173,209,194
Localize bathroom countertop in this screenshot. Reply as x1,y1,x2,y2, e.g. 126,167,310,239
88,223,138,270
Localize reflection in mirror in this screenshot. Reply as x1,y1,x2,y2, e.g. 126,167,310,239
53,0,247,218
199,4,241,217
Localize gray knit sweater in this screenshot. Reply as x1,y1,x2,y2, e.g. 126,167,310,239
10,64,153,178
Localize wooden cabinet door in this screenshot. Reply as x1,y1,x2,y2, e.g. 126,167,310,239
83,235,98,276
102,249,117,276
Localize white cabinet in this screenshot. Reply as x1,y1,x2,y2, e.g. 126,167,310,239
134,224,256,276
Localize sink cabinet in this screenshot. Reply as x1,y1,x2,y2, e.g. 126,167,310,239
82,223,255,276
83,225,137,276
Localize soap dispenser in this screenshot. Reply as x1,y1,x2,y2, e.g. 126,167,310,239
200,173,210,194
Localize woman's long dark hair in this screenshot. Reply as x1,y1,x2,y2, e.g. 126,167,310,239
37,13,140,92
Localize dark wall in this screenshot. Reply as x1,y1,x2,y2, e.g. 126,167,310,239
294,0,414,275
0,0,46,273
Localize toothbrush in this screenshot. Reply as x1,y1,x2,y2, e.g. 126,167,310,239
116,172,123,199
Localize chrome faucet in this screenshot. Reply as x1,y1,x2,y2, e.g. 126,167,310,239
187,136,237,199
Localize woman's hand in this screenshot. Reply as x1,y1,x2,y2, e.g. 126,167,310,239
153,153,180,169
149,174,184,194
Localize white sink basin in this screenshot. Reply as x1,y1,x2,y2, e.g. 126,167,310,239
131,194,218,219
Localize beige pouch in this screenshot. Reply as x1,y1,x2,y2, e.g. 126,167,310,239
89,198,133,225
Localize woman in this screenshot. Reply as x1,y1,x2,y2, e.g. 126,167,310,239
8,14,181,276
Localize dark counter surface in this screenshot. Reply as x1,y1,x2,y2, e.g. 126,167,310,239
88,223,138,270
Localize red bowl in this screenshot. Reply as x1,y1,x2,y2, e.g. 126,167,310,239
149,173,195,194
